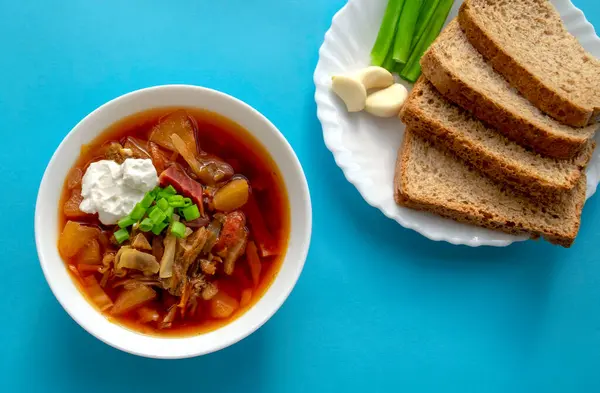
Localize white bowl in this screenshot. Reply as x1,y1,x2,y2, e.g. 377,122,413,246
35,85,312,359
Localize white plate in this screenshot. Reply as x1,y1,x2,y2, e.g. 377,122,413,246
314,0,600,246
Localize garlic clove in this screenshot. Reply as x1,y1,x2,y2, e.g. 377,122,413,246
365,83,408,118
331,75,367,112
355,66,394,90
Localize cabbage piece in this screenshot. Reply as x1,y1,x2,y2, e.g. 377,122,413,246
148,142,170,174
63,190,88,219
114,247,160,275
244,196,279,257
246,241,262,287
152,236,164,261
149,110,197,153
123,136,150,159
170,134,233,185
131,233,152,251
159,233,177,279
159,305,178,329
112,277,162,290
202,215,224,254
82,275,113,312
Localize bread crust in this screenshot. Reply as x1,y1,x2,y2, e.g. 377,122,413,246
395,132,584,247
459,1,599,127
399,78,593,197
420,38,595,159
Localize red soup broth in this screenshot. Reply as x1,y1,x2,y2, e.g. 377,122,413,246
58,107,290,336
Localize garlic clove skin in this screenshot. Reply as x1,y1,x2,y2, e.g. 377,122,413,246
331,75,367,112
365,83,408,118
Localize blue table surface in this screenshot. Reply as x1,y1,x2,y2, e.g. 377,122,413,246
1,1,599,392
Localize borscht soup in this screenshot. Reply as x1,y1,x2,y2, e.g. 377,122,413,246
58,108,290,336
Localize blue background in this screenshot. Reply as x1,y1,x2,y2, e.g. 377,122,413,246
1,1,599,392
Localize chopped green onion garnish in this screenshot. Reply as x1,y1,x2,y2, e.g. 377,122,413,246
117,216,135,229
130,203,146,221
157,191,171,200
140,192,156,208
164,185,177,195
147,205,157,216
164,206,174,222
181,204,201,221
151,186,162,197
149,208,166,224
182,197,192,207
151,221,169,235
139,218,154,232
156,198,169,211
168,195,185,207
114,228,129,244
170,221,186,238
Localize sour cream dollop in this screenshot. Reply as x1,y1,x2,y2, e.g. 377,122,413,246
80,158,158,225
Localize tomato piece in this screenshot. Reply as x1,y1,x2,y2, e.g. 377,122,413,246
214,211,246,252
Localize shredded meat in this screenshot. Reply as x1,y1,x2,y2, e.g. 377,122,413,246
189,274,206,293
200,259,216,275
104,142,126,163
214,211,246,253
201,282,218,300
167,227,208,296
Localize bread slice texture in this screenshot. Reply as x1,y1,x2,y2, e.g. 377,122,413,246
394,131,585,247
420,19,598,159
399,77,593,197
459,0,600,127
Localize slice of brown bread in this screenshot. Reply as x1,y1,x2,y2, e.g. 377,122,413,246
420,19,598,159
394,131,586,247
399,77,594,196
459,0,600,127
